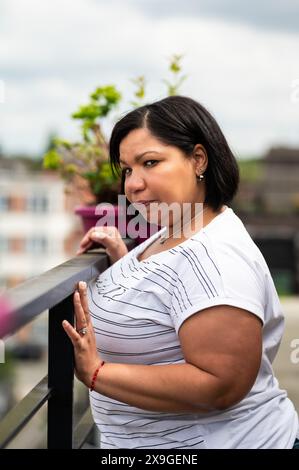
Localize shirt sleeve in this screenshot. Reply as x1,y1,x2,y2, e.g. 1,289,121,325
169,236,266,334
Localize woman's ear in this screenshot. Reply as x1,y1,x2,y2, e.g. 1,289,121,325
192,144,208,175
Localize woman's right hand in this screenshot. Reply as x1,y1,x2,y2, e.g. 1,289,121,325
76,226,128,264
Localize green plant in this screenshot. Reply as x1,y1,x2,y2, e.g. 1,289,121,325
43,85,122,204
163,54,187,96
43,55,186,205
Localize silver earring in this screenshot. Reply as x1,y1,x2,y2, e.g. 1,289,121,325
196,174,204,182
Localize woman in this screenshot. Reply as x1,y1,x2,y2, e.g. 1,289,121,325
64,96,299,449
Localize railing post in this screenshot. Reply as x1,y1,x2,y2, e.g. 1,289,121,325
48,295,74,449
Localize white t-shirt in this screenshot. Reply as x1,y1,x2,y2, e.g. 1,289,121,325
88,207,298,449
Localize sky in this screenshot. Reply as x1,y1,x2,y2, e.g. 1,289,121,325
1,0,299,158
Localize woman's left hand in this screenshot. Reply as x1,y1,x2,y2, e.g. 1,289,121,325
62,281,101,387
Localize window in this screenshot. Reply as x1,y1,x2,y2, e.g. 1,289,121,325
27,195,49,213
0,195,9,212
0,236,9,252
26,237,47,254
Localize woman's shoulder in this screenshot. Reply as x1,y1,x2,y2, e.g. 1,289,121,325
201,207,260,255
187,208,270,282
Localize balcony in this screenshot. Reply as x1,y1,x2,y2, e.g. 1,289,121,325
0,238,298,449
0,240,134,449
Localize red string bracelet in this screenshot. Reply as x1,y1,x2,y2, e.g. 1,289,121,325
90,360,105,391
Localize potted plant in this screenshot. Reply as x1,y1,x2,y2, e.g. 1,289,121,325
43,85,125,232
43,55,186,241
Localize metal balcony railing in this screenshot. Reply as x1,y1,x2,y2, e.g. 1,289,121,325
0,240,135,449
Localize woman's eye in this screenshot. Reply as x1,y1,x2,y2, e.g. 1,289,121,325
122,160,157,176
144,160,158,167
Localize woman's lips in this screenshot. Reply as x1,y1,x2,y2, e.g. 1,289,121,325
135,200,159,206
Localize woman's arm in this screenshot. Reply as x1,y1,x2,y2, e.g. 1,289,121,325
87,362,227,413
63,284,262,413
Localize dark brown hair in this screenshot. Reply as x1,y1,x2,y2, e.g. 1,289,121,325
109,95,239,210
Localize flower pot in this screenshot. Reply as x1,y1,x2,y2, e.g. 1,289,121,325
75,205,122,233
0,295,13,339
75,205,155,245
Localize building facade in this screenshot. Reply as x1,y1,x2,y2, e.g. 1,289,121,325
0,157,83,291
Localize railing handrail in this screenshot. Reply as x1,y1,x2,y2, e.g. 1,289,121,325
0,376,51,448
1,248,110,339
0,239,135,448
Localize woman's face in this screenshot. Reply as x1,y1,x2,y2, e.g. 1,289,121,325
119,128,206,227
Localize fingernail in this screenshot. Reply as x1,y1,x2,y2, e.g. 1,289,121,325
93,232,106,239
79,281,86,289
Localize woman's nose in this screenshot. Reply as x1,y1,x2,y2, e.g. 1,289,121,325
125,172,146,193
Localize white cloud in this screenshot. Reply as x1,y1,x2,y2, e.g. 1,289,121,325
125,0,299,33
0,0,299,157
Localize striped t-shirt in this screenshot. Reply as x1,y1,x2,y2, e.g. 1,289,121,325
88,207,298,449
